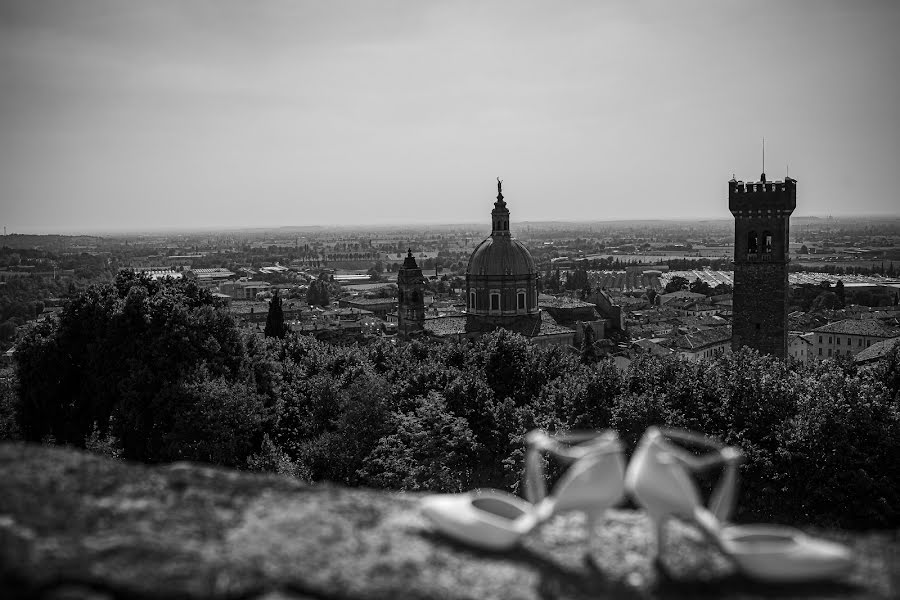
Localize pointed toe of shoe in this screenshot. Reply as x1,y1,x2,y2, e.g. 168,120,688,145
420,490,535,551
722,525,855,583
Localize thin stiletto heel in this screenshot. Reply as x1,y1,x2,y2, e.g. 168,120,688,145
584,508,602,549
625,427,854,583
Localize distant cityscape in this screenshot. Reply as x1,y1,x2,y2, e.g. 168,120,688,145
3,179,899,369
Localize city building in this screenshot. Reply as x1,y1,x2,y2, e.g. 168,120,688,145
184,268,235,287
393,181,577,346
854,336,900,366
729,173,796,358
218,280,272,300
664,327,732,362
397,250,426,337
465,180,542,335
338,297,397,320
811,319,899,360
788,332,814,363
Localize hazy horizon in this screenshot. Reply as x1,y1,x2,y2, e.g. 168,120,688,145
5,213,900,238
2,0,899,233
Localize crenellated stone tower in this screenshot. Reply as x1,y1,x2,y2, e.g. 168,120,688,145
729,172,796,358
397,249,425,337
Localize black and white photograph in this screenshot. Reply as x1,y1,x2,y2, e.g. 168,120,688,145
1,1,898,598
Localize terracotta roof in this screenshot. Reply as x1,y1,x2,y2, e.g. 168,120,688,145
788,332,814,346
667,328,732,351
854,336,900,364
538,295,595,309
631,339,672,356
423,316,467,337
535,311,576,336
812,319,897,337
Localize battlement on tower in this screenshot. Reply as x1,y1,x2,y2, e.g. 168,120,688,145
729,176,796,214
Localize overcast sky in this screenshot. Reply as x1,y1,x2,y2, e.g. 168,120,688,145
1,0,898,233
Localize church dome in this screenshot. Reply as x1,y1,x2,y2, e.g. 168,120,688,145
467,236,536,276
465,180,540,325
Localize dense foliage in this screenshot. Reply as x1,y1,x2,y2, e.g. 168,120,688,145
6,273,900,529
264,292,287,338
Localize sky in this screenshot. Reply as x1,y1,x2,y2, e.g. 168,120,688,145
1,0,899,233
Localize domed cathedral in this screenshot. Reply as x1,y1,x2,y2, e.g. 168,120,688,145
465,179,542,335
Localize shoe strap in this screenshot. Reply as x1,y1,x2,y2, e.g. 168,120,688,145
651,427,743,522
523,429,622,504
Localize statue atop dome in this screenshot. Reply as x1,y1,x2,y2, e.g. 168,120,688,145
497,177,503,196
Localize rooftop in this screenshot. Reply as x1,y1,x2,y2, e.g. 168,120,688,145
538,294,596,309
854,336,900,364
812,319,898,337
423,316,468,337
667,327,732,351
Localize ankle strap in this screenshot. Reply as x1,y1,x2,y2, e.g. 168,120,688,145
648,427,743,522
523,429,622,504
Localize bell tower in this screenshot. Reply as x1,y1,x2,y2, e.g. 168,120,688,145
397,249,425,337
729,172,796,358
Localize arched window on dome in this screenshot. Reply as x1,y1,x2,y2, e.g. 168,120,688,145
517,291,526,310
490,292,500,312
469,290,476,310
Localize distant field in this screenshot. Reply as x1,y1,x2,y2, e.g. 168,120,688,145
793,257,894,271
585,253,729,263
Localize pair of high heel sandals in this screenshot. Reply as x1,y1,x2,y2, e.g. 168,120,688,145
421,427,854,583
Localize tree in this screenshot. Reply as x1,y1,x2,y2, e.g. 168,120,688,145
645,288,658,305
550,269,561,293
835,280,846,309
359,392,477,492
306,278,331,307
810,291,838,312
247,433,309,480
580,323,598,364
367,265,384,282
689,277,712,296
264,291,287,338
0,321,16,343
799,244,809,254
14,271,251,463
664,275,689,294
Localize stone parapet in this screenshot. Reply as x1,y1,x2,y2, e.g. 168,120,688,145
0,443,895,599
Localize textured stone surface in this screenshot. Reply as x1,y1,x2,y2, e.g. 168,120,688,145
0,443,897,600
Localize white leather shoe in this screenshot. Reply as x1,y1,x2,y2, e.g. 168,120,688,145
420,429,625,551
625,427,854,582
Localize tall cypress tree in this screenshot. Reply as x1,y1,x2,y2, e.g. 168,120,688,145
265,291,287,338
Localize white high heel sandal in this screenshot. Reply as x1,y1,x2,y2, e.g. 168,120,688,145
420,429,625,551
625,427,854,582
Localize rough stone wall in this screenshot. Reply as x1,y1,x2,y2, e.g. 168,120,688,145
0,443,896,600
732,261,789,358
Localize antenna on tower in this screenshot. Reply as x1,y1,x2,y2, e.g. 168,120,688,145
761,137,766,181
